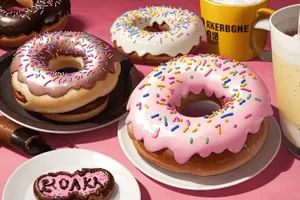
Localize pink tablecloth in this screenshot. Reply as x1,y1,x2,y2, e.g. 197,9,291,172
1,0,299,199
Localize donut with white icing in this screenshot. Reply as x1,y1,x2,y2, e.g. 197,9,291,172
10,31,121,122
110,6,205,64
126,53,273,176
0,0,71,48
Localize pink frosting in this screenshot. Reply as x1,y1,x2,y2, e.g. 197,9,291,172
126,53,273,164
37,171,109,197
10,31,118,98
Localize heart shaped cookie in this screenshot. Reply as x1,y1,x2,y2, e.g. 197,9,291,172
33,168,114,200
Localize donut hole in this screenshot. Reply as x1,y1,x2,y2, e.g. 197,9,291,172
48,55,83,73
143,22,170,32
177,92,224,118
2,0,32,11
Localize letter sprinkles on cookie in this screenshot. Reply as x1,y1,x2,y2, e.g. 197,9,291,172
34,168,114,200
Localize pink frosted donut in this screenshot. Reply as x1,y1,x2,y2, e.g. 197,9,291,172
126,53,273,176
10,31,121,122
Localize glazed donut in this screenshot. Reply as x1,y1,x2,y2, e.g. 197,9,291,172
10,31,121,122
0,0,71,48
110,6,205,64
126,53,273,176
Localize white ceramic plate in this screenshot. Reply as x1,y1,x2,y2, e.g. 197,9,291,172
118,116,282,190
2,149,141,200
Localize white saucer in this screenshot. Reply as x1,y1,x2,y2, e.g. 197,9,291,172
2,149,141,200
118,116,282,190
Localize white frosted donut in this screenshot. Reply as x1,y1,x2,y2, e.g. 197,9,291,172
10,31,121,114
110,6,205,60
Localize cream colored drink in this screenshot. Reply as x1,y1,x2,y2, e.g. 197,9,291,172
254,4,300,154
273,52,300,147
269,5,300,149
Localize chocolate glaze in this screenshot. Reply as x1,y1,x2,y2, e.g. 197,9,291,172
40,179,56,193
59,179,69,190
13,90,27,103
69,178,81,191
83,177,93,190
10,31,120,98
13,89,108,115
34,168,114,200
62,95,108,115
0,0,71,36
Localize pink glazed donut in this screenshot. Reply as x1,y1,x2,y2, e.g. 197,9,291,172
126,53,273,176
10,31,121,122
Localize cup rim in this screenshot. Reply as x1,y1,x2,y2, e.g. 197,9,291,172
201,0,268,8
270,4,300,43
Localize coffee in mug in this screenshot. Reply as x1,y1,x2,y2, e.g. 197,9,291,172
254,4,300,156
200,0,274,61
211,0,263,5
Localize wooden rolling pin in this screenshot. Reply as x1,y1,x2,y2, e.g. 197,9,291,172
0,116,52,155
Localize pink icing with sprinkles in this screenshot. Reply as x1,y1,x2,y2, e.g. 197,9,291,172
10,31,118,98
37,171,109,197
126,53,273,164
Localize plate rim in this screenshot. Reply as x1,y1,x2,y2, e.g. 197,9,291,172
0,51,140,134
117,116,282,191
0,111,127,134
2,148,141,200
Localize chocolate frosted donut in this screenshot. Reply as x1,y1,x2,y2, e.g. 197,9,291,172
10,31,121,122
0,0,71,47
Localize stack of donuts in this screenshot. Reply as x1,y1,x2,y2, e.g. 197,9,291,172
10,31,121,122
6,3,273,178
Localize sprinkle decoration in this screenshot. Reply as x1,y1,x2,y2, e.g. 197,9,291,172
205,137,209,144
151,114,159,119
11,31,117,98
255,97,261,101
204,68,213,77
171,125,180,132
245,114,252,119
127,53,269,151
221,113,234,118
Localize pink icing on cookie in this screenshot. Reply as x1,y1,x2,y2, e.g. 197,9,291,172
126,53,273,164
36,169,111,197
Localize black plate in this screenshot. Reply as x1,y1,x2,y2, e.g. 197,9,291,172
0,51,140,134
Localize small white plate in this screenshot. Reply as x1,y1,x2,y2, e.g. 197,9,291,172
2,149,141,200
118,116,282,190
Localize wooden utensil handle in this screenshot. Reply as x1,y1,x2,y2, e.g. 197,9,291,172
0,116,52,155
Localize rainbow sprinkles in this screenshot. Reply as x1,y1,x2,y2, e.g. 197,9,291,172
126,53,273,164
10,31,118,98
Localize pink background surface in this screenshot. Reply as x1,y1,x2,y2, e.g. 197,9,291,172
1,0,300,199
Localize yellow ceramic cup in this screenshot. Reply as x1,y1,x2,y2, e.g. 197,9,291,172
200,0,275,61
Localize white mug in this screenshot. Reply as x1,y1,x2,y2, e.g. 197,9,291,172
254,4,300,151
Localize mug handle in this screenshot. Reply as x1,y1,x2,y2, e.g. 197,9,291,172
252,8,276,61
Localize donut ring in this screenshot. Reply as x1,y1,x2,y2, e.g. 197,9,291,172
126,53,273,176
0,0,71,47
110,6,205,64
10,31,121,122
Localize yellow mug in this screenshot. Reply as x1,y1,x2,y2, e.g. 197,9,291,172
200,0,274,61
